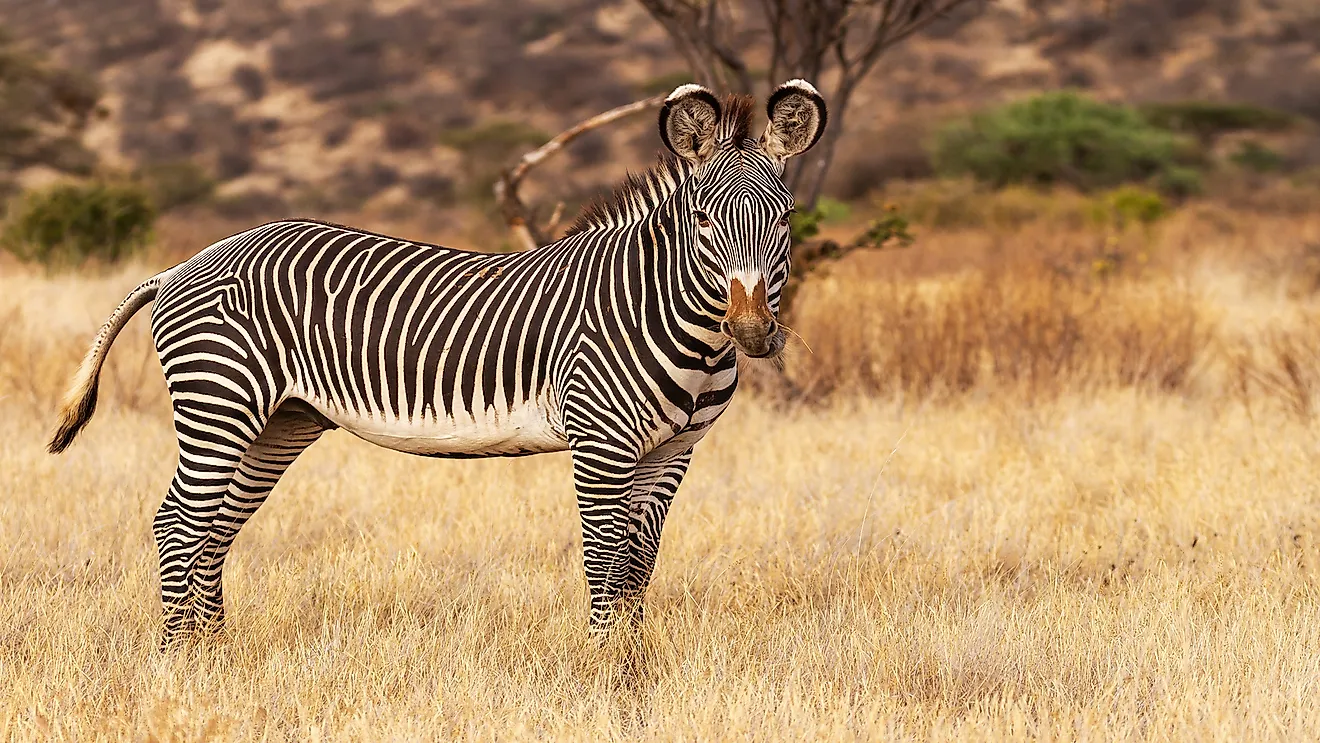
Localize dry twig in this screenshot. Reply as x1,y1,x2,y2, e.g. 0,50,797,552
494,95,666,251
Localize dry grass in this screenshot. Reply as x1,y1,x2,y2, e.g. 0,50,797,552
2,205,1320,740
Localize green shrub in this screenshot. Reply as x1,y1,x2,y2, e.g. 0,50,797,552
1102,185,1168,228
1154,166,1203,198
1138,101,1296,144
1230,140,1285,173
854,205,915,249
789,208,822,244
931,91,1197,194
814,196,852,223
1,181,155,266
788,196,854,244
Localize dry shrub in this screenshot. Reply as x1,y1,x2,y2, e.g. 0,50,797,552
787,270,1208,402
1232,319,1320,420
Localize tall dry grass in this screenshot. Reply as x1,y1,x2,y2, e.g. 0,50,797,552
784,197,1320,411
2,201,1319,740
787,272,1209,400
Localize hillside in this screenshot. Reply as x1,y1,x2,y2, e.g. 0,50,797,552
3,0,1318,225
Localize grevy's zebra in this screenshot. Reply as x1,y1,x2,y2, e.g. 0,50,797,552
49,80,828,643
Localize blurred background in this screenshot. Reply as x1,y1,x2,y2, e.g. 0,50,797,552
2,0,1316,237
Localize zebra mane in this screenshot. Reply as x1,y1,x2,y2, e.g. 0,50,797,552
564,94,756,237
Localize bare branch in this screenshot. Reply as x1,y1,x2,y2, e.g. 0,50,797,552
637,0,751,91
495,95,666,251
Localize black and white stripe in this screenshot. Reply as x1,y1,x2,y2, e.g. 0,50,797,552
49,80,828,642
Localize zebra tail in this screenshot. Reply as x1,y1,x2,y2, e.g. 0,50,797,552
48,267,175,454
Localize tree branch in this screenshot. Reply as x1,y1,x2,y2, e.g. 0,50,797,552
494,95,666,251
637,0,750,91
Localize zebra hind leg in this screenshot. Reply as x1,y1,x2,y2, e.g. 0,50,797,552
189,403,328,635
155,397,259,647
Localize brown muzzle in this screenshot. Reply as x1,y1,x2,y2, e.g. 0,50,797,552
722,277,779,357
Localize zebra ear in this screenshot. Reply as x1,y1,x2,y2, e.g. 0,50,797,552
760,79,827,160
659,84,723,165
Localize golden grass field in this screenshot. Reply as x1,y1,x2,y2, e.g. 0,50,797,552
2,200,1319,740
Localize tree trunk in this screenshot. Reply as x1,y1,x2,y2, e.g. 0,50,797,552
798,79,856,209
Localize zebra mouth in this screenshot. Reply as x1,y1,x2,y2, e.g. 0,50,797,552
731,327,786,359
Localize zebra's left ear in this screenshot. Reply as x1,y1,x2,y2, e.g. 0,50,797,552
760,79,828,161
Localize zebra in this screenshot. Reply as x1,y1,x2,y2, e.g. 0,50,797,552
48,80,827,644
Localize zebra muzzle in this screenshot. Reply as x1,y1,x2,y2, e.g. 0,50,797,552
722,277,780,358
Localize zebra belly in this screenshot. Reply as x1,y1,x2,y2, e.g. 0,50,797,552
311,398,569,458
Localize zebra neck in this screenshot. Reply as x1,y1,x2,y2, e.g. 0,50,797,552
630,206,730,349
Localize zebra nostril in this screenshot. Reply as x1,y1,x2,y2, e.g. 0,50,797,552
766,319,779,337
720,320,733,337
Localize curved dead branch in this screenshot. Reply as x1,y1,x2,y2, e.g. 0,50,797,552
494,94,666,251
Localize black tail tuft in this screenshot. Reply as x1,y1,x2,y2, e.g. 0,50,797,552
48,382,99,454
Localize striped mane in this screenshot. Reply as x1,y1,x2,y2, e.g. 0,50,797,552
564,94,756,237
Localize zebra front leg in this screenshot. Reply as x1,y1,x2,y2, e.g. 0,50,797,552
570,440,639,636
190,407,326,633
619,448,692,627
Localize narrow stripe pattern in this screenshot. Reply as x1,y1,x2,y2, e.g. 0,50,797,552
54,85,824,641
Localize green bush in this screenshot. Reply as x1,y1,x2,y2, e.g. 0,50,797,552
788,197,853,244
1230,140,1285,173
932,91,1197,194
789,208,823,244
1101,185,1168,228
814,196,852,222
1155,166,1204,198
1138,101,1296,144
1,181,155,266
854,205,915,249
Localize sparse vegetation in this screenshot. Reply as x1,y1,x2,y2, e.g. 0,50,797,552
788,196,851,244
437,121,552,156
1230,140,1285,173
854,204,915,249
931,92,1198,195
1138,100,1296,145
1,180,155,267
1101,184,1168,228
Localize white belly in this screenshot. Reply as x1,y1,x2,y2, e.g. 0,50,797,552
312,397,568,457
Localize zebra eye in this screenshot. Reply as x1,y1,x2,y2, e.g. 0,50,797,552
777,209,795,228
693,210,712,229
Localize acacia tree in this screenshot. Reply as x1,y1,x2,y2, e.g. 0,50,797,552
497,1,985,247
635,0,986,207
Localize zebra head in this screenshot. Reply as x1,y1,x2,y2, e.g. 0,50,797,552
659,80,828,359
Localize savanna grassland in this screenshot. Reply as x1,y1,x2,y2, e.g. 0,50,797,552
2,195,1320,741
